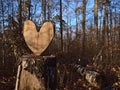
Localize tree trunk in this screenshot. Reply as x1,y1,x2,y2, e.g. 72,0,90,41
42,0,47,21
102,0,109,65
28,0,31,20
1,0,5,67
109,6,113,61
102,5,106,46
19,0,22,32
66,1,70,53
81,0,87,67
47,1,51,20
94,0,98,43
60,0,63,51
75,12,78,39
99,6,103,41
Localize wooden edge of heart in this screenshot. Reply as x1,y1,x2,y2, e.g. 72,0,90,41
23,20,55,56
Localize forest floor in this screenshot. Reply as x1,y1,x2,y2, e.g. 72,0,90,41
0,65,120,90
0,76,15,90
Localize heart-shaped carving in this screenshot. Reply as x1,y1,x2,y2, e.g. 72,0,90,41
23,20,54,56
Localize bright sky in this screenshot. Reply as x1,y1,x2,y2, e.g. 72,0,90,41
62,0,94,27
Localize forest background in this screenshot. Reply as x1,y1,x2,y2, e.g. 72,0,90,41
0,0,120,90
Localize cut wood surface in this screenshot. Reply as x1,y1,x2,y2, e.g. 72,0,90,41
23,20,54,55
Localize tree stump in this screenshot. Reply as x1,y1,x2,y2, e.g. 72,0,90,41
15,55,56,90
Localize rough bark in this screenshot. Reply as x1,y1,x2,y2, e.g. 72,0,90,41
60,0,63,51
17,55,56,90
94,0,98,42
81,0,87,67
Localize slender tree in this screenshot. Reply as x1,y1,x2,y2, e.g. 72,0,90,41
60,0,63,51
41,0,47,21
28,0,31,20
65,0,70,52
1,0,5,66
75,7,81,39
47,0,51,20
81,0,87,66
94,0,98,43
18,0,22,32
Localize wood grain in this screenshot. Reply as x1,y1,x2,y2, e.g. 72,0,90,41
23,20,54,55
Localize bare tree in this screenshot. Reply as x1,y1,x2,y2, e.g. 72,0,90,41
94,0,98,43
28,0,31,20
1,0,5,66
18,0,22,32
41,0,47,21
81,0,87,66
75,6,81,39
60,0,63,51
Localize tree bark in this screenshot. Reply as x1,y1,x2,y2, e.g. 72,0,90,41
60,0,63,51
81,0,87,67
1,0,5,67
28,0,31,20
42,0,47,21
94,0,98,42
19,0,22,32
18,55,56,90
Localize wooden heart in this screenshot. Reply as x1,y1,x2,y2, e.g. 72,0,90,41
23,20,54,56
